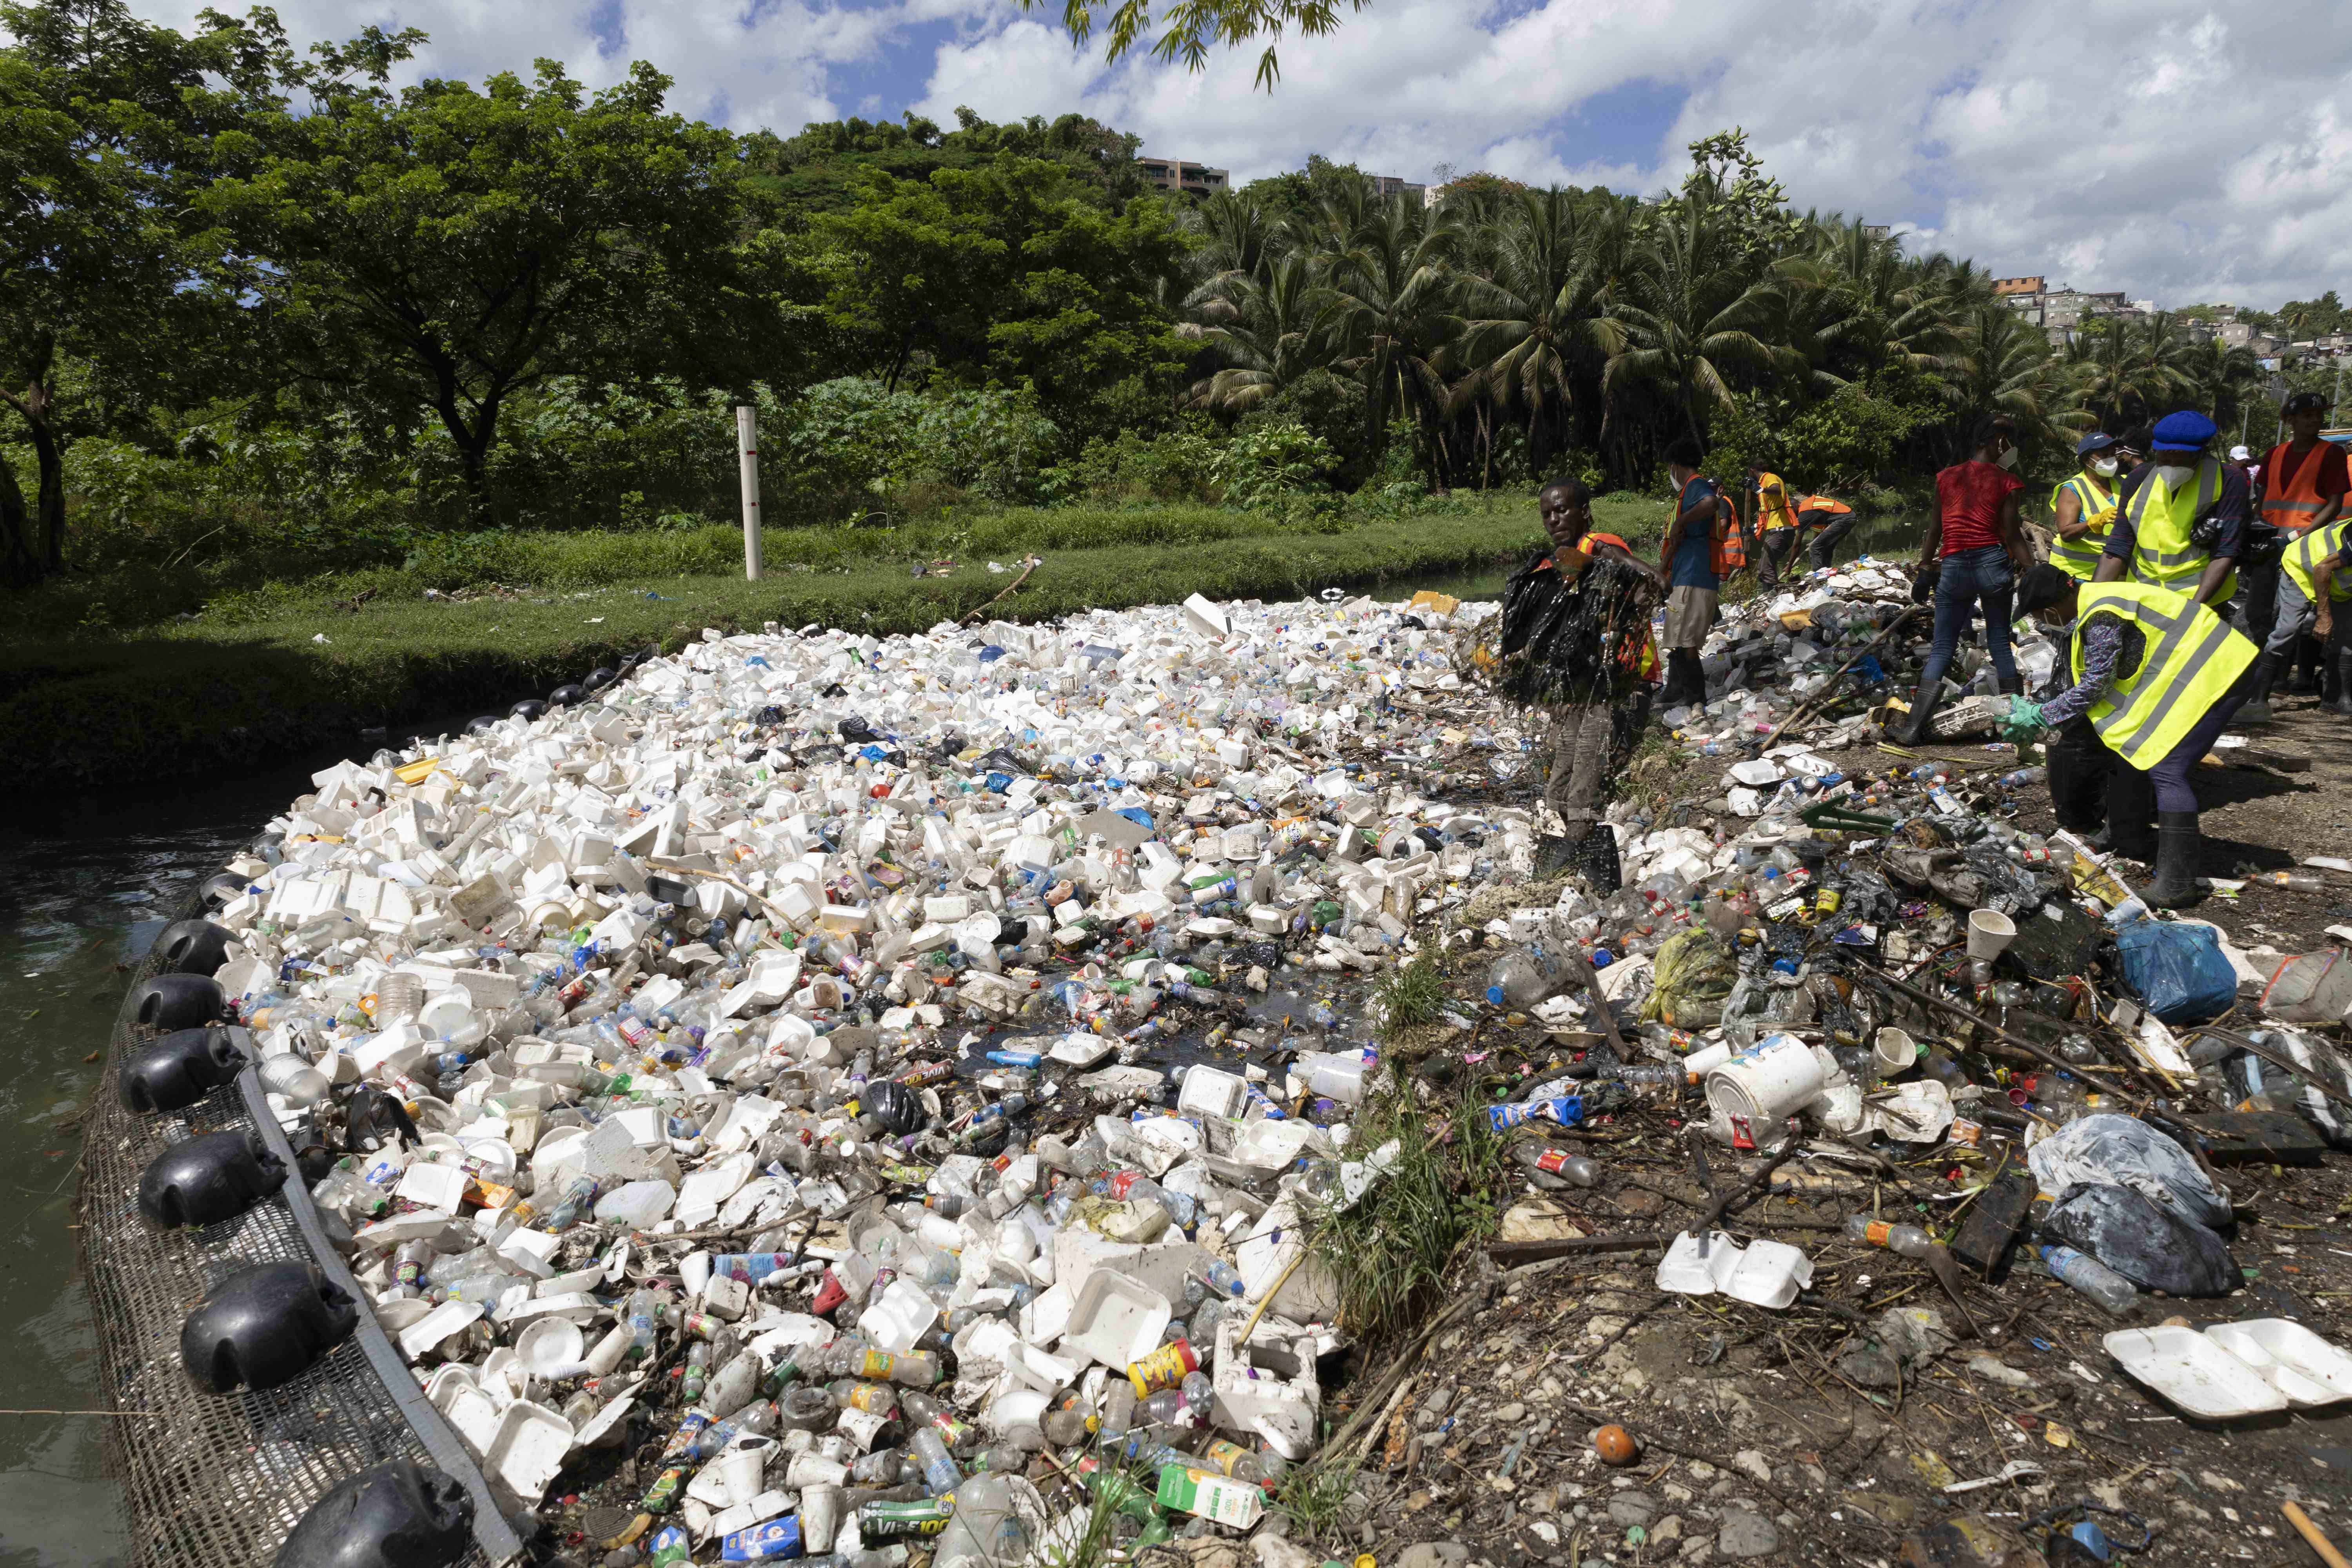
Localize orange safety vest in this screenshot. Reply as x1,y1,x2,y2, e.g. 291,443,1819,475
1541,534,1661,682
2263,441,2339,535
1797,494,1853,516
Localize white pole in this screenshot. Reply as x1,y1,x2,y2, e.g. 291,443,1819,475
736,404,763,582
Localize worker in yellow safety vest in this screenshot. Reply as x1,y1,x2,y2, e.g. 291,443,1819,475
1747,465,1802,589
2048,431,2121,581
2004,566,2259,908
2263,513,2352,717
2239,390,2351,718
2092,409,2244,613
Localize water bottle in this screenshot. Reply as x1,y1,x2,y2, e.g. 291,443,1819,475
1098,1379,1136,1441
1485,946,1572,1009
2257,870,2324,893
627,1287,662,1359
1844,1214,1933,1258
1996,767,2047,789
1186,1260,1246,1303
2039,1245,2137,1315
908,1426,961,1495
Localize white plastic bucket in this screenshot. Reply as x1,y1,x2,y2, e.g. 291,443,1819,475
1704,1033,1828,1142
1872,1027,1917,1079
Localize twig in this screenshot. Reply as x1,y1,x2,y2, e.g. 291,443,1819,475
1751,606,1925,753
959,555,1042,625
1863,963,2152,1111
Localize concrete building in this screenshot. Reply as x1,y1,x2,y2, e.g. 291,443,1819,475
1368,173,1427,204
1136,156,1230,197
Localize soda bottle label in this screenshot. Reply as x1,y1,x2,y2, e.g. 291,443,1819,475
1532,1149,1573,1175
856,1348,898,1381
856,1499,953,1538
639,1465,687,1514
1202,1439,1250,1474
649,1525,693,1567
1860,1220,1893,1247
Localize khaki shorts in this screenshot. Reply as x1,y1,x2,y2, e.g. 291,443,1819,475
1662,585,1719,649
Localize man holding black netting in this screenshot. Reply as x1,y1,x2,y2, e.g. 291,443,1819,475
1497,478,1665,875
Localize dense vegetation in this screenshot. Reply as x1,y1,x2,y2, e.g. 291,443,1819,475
0,0,2309,608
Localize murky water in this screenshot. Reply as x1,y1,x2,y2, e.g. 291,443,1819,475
0,756,338,1566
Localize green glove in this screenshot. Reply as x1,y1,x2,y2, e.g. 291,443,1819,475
1998,695,2046,742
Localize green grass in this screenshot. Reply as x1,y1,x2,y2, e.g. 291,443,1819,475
1272,1454,1360,1543
1374,949,1448,1041
1302,1088,1513,1340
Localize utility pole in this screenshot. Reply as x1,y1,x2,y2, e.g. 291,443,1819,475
736,405,763,582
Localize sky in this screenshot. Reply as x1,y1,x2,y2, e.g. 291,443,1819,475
114,0,2352,310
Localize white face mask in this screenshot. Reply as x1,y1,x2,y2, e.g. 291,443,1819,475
2156,463,2193,488
2091,457,2119,477
1995,446,2019,470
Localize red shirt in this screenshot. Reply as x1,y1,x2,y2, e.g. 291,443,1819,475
1934,460,2024,555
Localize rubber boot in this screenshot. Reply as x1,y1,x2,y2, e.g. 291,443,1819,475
2292,636,2321,693
1894,684,1942,747
2087,766,2157,862
2145,811,2205,908
1996,674,2022,698
2046,720,2111,837
2325,642,2345,708
2333,645,2352,717
2235,650,2283,725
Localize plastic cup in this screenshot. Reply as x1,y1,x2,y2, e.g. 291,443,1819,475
1966,909,2017,960
1872,1027,1917,1080
1703,1034,1829,1134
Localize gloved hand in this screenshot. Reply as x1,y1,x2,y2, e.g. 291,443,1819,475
1998,694,2047,742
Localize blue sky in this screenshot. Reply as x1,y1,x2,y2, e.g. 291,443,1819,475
113,0,2352,307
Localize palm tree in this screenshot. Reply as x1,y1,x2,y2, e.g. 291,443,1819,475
1603,191,1796,444
1179,253,1333,414
1325,195,1462,483
1457,187,1630,471
1937,303,2077,456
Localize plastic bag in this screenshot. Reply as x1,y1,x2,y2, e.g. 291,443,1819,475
2115,918,2238,1023
2040,1182,2238,1297
2025,1112,2232,1231
1640,929,1738,1029
2261,950,2352,1025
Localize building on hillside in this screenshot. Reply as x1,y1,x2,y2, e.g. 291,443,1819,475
1993,276,2046,297
1860,223,1892,241
1136,156,1229,196
1367,173,1427,203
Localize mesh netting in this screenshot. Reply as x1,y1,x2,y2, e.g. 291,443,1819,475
79,901,522,1568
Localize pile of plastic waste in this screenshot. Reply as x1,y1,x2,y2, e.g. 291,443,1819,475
139,591,1562,1566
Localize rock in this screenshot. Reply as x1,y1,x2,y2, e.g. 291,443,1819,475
1251,1535,1319,1568
1731,1451,1773,1485
1652,1515,1683,1543
1494,1401,1526,1424
1715,1510,1780,1559
1176,1545,1241,1568
1394,1544,1472,1568
1607,1493,1656,1528
1498,1196,1584,1243
1678,1537,1715,1563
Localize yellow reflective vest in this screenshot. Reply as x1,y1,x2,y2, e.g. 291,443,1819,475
2120,458,2236,604
2047,472,2115,581
2069,582,2257,770
2284,516,2352,606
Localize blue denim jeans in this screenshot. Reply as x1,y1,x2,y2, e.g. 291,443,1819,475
1921,545,2018,687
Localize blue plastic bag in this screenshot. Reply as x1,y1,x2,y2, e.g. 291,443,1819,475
2115,918,2238,1023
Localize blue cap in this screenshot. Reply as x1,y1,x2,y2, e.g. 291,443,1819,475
2074,432,2118,457
2150,410,2217,452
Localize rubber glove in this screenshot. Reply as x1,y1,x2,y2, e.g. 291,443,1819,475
1998,694,2046,742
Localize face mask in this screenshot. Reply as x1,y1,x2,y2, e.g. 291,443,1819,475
2156,464,2193,488
1995,447,2019,470
2092,457,2119,477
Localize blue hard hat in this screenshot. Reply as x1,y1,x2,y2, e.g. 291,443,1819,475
2150,410,2217,451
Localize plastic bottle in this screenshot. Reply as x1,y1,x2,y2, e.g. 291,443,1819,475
2039,1245,2137,1315
1513,1147,1599,1187
1098,1379,1136,1441
908,1426,961,1495
1844,1214,1934,1258
1485,946,1573,1010
931,1472,1031,1568
2257,870,2324,893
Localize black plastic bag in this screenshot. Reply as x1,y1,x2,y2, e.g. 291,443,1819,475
2041,1182,2238,1297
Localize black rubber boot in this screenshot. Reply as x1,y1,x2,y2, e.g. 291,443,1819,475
2333,646,2352,716
2145,810,2205,908
2294,635,2323,693
1894,684,1942,746
2236,650,2283,725
2047,719,2111,836
1996,674,2023,697
2087,766,2158,861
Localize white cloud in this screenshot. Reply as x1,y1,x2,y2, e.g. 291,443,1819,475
105,0,2352,305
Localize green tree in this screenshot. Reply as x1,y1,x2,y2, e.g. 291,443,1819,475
202,58,763,516
1604,191,1791,444
1326,196,1460,483
0,0,332,583
1020,0,1370,88
1459,187,1630,471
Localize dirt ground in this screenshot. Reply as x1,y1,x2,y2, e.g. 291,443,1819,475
1305,694,2352,1568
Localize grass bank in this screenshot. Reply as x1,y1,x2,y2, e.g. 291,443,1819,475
2,500,1595,798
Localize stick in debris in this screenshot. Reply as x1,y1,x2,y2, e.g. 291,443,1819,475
2286,1501,2352,1568
1751,605,1925,754
959,555,1041,625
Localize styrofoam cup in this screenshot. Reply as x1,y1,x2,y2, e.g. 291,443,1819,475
1704,1033,1829,1138
1966,909,2017,960
1872,1027,1917,1079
